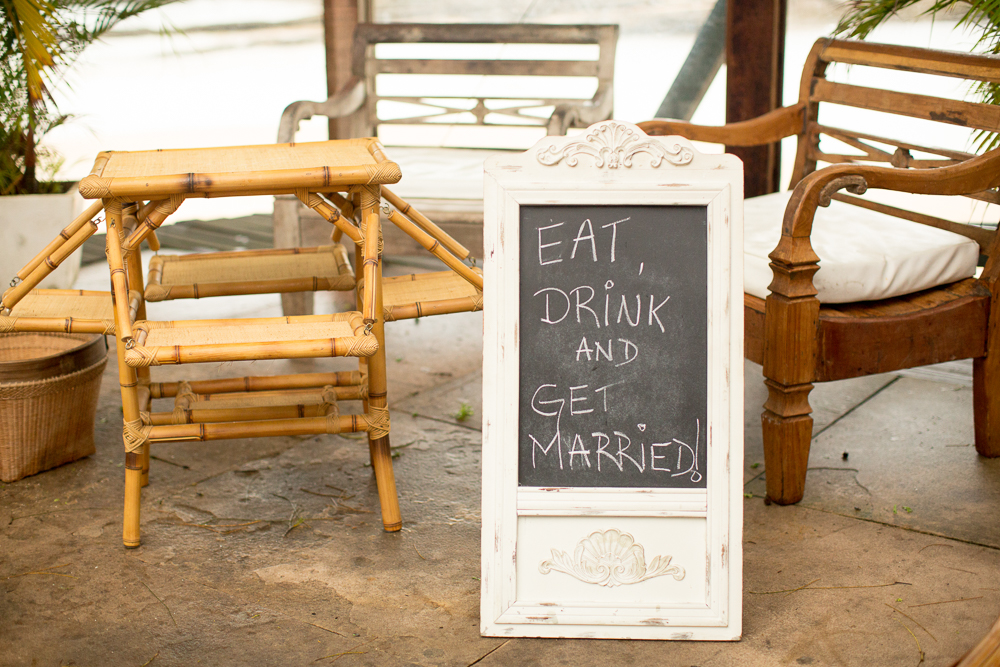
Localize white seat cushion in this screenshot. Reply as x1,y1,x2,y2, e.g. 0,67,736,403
744,191,979,303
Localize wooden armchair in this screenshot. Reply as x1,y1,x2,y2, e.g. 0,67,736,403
274,22,617,315
639,38,1000,504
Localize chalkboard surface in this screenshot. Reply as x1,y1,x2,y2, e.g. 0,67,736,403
518,204,707,488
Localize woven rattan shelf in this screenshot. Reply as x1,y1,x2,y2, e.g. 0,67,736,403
382,269,483,321
10,289,112,319
145,244,355,301
1,289,142,335
78,138,401,200
123,312,375,367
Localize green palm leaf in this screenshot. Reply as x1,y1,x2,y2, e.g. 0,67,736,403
1,0,60,103
1,0,179,194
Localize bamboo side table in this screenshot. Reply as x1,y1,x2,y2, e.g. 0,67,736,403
77,138,403,547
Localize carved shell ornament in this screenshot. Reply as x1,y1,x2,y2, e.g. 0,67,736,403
536,121,694,169
539,529,685,587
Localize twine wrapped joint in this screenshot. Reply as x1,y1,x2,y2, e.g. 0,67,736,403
365,162,402,186
124,345,162,368
320,385,340,407
173,381,196,408
346,333,379,358
367,404,390,440
156,196,183,217
78,175,113,200
143,284,172,302
123,417,152,453
324,391,341,434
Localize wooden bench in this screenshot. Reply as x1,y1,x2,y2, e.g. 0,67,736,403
640,38,1000,504
274,22,617,315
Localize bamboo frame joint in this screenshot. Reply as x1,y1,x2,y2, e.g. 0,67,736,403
367,404,390,440
123,417,153,453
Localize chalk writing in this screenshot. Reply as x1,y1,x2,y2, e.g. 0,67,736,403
519,205,707,488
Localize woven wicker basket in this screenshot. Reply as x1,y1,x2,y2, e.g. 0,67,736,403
0,333,108,482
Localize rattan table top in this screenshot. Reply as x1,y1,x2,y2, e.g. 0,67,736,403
78,137,401,199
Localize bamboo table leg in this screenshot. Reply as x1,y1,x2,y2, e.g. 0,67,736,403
107,200,146,548
123,202,152,488
354,241,376,471
361,186,401,532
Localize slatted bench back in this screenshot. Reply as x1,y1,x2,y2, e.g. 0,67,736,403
351,23,618,149
793,38,1000,251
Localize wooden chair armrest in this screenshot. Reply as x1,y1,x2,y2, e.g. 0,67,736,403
783,148,1000,239
276,78,366,144
768,148,1000,300
547,83,614,136
637,103,805,146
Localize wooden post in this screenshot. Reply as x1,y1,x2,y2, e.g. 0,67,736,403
324,0,361,140
726,0,786,197
656,0,726,121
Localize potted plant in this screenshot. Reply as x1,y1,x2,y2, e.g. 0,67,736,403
0,0,175,287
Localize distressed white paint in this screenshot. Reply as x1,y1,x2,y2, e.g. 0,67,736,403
481,121,743,641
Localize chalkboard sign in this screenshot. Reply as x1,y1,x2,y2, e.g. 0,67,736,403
481,121,743,641
518,204,707,488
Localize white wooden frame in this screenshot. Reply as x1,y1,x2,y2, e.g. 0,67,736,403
481,121,744,640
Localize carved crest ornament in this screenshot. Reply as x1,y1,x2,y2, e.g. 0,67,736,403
536,121,694,169
539,529,686,587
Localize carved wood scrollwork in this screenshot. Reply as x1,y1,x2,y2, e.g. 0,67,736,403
536,121,694,169
539,529,685,587
818,175,868,207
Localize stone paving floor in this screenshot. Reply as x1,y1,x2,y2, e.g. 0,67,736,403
6,3,1000,662
2,258,1000,666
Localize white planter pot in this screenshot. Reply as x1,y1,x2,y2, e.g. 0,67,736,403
0,186,86,289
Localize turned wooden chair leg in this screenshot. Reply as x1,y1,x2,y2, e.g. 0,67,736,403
761,378,815,504
974,353,1000,457
974,276,1000,456
760,249,821,504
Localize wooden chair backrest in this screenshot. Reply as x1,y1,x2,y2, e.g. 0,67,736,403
791,38,1000,252
350,23,618,149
